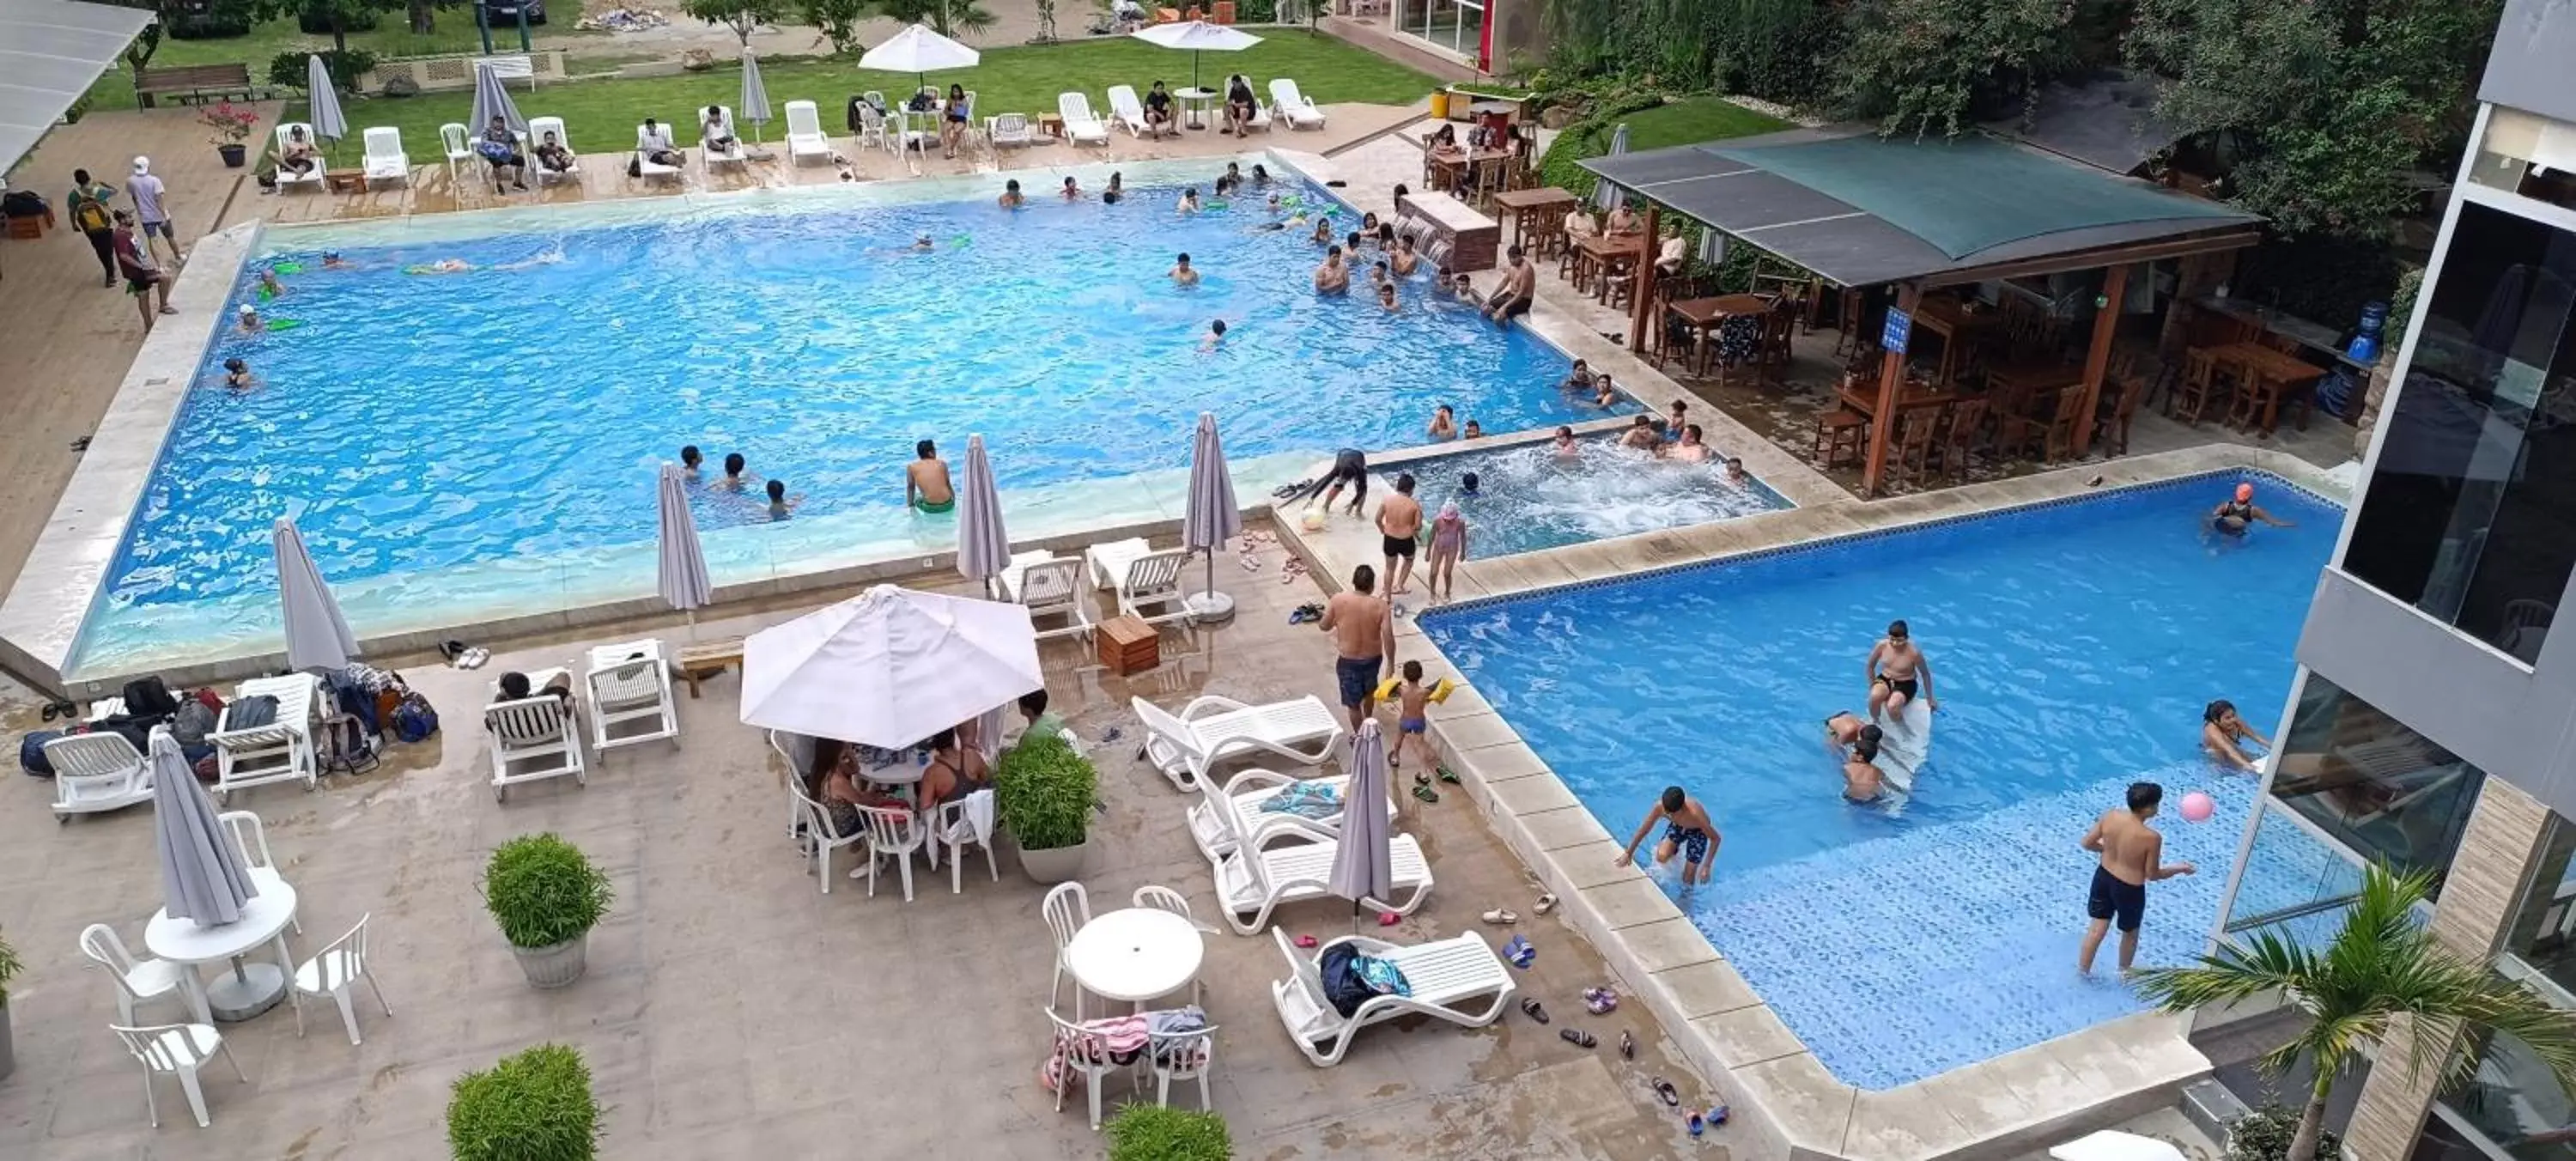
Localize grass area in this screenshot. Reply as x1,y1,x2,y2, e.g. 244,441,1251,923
1616,95,1789,151
81,2,595,112
246,32,1434,167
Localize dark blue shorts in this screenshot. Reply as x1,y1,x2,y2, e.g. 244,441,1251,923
1334,655,1382,708
1663,824,1710,866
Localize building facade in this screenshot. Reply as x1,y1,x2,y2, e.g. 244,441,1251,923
2205,0,2576,1153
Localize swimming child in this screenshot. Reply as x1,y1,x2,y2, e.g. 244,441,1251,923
1427,404,1456,441
222,357,254,392
1392,660,1440,769
258,268,287,298
1616,786,1720,886
235,303,263,333
2202,699,2270,772
1177,187,1202,214
1552,425,1579,457
999,179,1025,210
1377,281,1400,312
1310,219,1334,246
913,233,937,252
320,252,349,269
2209,482,2293,538
1425,501,1468,601
1594,374,1620,409
1201,318,1228,350
1461,419,1483,439
720,452,750,491
680,445,704,481
1458,471,1480,497
1842,725,1886,801
1171,252,1201,286
1062,175,1082,199
1103,172,1124,204
764,478,799,520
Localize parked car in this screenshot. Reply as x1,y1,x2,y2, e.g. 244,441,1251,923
483,0,549,26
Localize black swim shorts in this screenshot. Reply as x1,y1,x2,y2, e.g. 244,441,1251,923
1382,534,1417,559
2086,865,2147,932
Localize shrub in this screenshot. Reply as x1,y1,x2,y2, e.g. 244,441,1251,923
270,48,379,92
0,929,22,1006
483,834,614,950
993,733,1097,851
2225,1104,2340,1161
447,1043,601,1161
1106,1104,1230,1160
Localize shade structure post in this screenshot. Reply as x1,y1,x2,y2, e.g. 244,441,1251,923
1628,204,1661,352
1863,281,1923,497
2071,264,2129,457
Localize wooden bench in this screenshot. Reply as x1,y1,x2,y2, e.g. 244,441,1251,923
134,63,268,109
1396,191,1501,272
675,636,747,699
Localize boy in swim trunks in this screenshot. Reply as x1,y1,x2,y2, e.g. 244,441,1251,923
1865,619,1935,721
1391,660,1438,769
1616,786,1719,885
1842,726,1886,802
2079,781,2196,976
907,440,956,514
1376,473,1424,597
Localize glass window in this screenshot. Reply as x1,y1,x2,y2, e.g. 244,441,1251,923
2225,800,2368,952
2344,200,2576,655
2500,817,2576,1002
2416,1037,2576,1159
2267,674,2486,887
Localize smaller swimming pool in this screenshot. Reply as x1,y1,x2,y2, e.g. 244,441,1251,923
1377,436,1789,556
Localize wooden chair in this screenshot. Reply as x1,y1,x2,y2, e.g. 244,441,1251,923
2041,383,2087,463
1834,293,1866,359
2094,374,2148,458
1890,404,1944,486
2169,349,2233,425
1990,391,2050,463
1758,302,1799,387
1815,410,1868,469
1940,397,1990,479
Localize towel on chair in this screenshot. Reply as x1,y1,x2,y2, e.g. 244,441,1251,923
947,789,996,846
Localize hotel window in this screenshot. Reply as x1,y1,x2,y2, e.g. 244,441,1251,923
2265,674,2485,886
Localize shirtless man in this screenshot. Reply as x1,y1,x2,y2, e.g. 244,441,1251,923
1865,619,1935,720
1616,786,1719,885
2078,781,2196,976
2202,699,2271,773
1618,415,1660,451
1320,564,1396,733
906,439,956,514
1841,726,1886,802
1314,245,1351,294
1376,473,1425,597
1170,252,1200,287
1484,246,1536,324
1671,423,1713,463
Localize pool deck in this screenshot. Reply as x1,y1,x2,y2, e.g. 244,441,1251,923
1276,443,2350,1160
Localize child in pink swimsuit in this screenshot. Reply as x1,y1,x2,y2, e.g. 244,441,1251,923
1425,500,1469,601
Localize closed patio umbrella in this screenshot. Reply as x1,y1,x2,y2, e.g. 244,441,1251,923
273,518,357,672
738,50,773,143
953,435,1011,599
656,464,711,618
1328,720,1395,909
738,585,1042,748
304,54,348,161
470,60,528,139
1593,121,1630,210
152,731,256,926
860,23,981,98
1129,20,1261,94
1180,412,1242,623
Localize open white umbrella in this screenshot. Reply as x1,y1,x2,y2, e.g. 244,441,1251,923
656,464,711,619
1328,720,1395,909
1129,20,1261,94
738,585,1042,748
1180,412,1242,623
2047,1132,2188,1161
273,518,357,672
152,731,256,927
953,435,1011,598
738,50,773,143
304,54,348,162
470,60,528,139
860,23,981,97
1593,121,1631,210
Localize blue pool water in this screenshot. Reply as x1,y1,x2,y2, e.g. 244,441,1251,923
1420,473,2341,1088
107,161,1595,619
1376,436,1789,557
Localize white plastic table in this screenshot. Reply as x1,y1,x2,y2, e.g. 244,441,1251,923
1065,908,1203,1009
144,877,299,1024
1175,87,1216,130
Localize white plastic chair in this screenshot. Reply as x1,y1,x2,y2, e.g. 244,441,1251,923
361,126,409,185
1269,78,1327,130
79,924,188,1025
1000,553,1094,642
854,102,890,153
1042,880,1091,1018
987,112,1034,149
528,115,578,185
1059,92,1110,146
48,731,153,821
216,810,301,934
787,779,869,894
783,99,831,165
1132,884,1215,1002
1108,84,1158,138
634,120,683,181
1045,1006,1133,1130
211,673,322,802
290,914,392,1045
856,804,927,902
273,123,325,191
927,791,999,895
438,122,473,184
585,640,679,752
701,105,747,169
1146,1023,1218,1110
110,1022,249,1128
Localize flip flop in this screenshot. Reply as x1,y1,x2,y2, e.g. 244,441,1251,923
1653,1078,1680,1107
1413,771,1430,787
1708,1104,1729,1127
1479,909,1518,925
1376,910,1401,927
1520,997,1549,1024
1412,784,1440,804
1687,1112,1705,1137
1535,893,1558,915
1619,1030,1635,1060
1436,767,1461,784
1294,933,1319,949
1559,1029,1595,1049
1585,987,1619,1014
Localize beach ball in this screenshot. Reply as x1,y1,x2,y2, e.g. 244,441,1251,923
2179,792,2215,823
1300,510,1327,532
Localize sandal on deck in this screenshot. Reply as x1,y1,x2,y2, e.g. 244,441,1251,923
1559,1029,1595,1049
1519,997,1548,1024
1653,1078,1680,1107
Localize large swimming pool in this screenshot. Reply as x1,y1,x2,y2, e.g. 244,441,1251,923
1420,473,2340,1088
81,156,1606,670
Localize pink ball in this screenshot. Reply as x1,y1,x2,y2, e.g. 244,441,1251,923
2178,792,2215,823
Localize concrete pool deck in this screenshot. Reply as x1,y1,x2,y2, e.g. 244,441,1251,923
1276,443,2351,1160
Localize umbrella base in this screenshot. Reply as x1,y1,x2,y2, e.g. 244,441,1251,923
1186,591,1236,624
206,962,289,1022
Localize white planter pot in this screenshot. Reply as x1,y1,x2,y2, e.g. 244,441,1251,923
510,935,590,989
0,1002,15,1083
1016,836,1092,884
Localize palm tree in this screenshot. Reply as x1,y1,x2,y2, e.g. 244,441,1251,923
2133,864,2576,1161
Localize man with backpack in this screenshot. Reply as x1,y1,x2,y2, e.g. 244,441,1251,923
67,168,118,287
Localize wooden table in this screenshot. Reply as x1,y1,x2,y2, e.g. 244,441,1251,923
1492,186,1576,252
1424,147,1510,198
1039,112,1065,139
2203,342,2326,436
1910,297,2002,389
1571,233,1644,301
676,636,747,698
1661,294,1771,374
1838,383,1954,420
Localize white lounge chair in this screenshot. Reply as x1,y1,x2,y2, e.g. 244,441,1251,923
483,670,587,803
1107,84,1162,138
1214,818,1432,934
1083,539,1193,624
586,640,679,752
210,674,320,802
1133,692,1343,790
1059,92,1110,146
987,112,1035,149
48,731,153,821
438,122,474,185
1185,766,1390,864
634,121,683,182
273,123,325,191
1268,927,1514,1067
361,126,409,185
784,100,832,165
527,116,578,185
999,552,1095,643
1269,78,1327,130
702,105,748,170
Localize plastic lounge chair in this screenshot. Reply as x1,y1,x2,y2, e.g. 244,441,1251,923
48,731,154,822
211,674,321,802
526,116,578,185
1059,92,1110,145
987,112,1035,149
702,105,748,170
1268,78,1326,130
633,121,683,182
1214,817,1432,934
585,639,679,752
1133,693,1343,790
1268,927,1513,1067
1185,765,1390,864
361,126,409,185
483,670,587,803
2048,1130,2189,1161
273,124,325,191
1107,85,1159,138
784,100,831,165
999,552,1095,643
1084,539,1193,624
437,122,474,185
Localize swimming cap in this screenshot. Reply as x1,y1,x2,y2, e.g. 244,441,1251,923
1438,501,1459,519
237,304,255,317
2234,483,2253,502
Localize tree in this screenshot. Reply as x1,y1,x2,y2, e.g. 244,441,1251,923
1831,0,2076,138
797,0,870,52
681,0,787,48
872,0,996,40
2133,866,2576,1161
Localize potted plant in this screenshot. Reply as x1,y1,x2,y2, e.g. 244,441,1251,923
200,102,259,167
447,1042,601,1160
994,733,1097,884
483,834,613,989
1106,1104,1230,1160
0,928,22,1083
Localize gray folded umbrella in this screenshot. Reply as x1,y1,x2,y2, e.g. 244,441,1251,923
305,54,348,148
274,518,357,672
657,464,712,614
739,50,773,143
471,61,529,139
152,731,256,926
954,435,1011,596
1328,720,1394,907
1181,411,1242,616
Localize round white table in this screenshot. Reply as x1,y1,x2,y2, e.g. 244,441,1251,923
144,876,299,1024
1065,908,1203,1009
1175,87,1216,130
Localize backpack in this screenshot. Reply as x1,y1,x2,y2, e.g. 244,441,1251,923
172,699,218,747
1317,944,1376,1018
392,691,439,743
228,694,279,729
71,192,109,233
123,676,182,720
20,730,63,778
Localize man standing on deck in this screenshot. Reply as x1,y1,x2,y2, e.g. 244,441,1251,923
1376,473,1424,598
1319,564,1394,734
2077,781,2196,976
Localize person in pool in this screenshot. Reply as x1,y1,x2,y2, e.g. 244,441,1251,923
720,452,750,492
1458,471,1481,497
1595,374,1621,408
999,179,1025,210
1314,246,1350,294
1201,318,1227,350
2202,699,2270,773
1670,424,1712,463
1061,175,1082,199
1253,164,1272,185
679,445,704,481
1176,187,1202,215
1310,219,1334,246
222,357,255,392
1359,210,1382,238
1616,785,1720,885
1824,710,1866,752
1426,404,1457,441
907,439,955,514
1376,281,1400,313
1391,236,1420,277
2210,482,2293,538
1561,360,1595,393
912,233,937,252
1103,172,1125,205
1866,618,1935,720
235,303,263,332
1451,271,1480,305
1170,252,1200,287
1667,399,1690,439
1552,426,1579,457
1461,419,1483,439
1369,259,1391,290
2079,781,2195,976
1618,415,1660,452
764,478,799,520
1725,457,1748,486
1842,725,1886,802
1214,161,1243,195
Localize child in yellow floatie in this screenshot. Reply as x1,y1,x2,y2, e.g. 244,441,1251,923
1382,660,1458,774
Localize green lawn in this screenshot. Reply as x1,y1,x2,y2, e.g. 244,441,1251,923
1614,95,1788,151
83,3,596,112
240,32,1433,167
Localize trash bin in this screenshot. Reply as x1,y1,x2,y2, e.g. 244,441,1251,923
1428,89,1451,120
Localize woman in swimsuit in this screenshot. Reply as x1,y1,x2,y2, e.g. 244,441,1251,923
2202,699,2270,772
942,84,972,159
1865,619,1935,720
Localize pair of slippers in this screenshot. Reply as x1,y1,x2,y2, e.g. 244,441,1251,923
1583,987,1619,1015
438,640,489,669
1516,999,1593,1049
1412,774,1440,804
1501,933,1534,969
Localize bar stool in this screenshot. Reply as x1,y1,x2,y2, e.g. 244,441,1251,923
1815,410,1868,468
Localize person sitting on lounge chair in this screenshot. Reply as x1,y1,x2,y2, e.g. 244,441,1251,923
279,126,320,177
1224,75,1259,136
535,131,575,175
638,119,683,167
943,83,972,159
478,116,528,193
495,671,574,704
1144,82,1177,137
701,106,737,154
